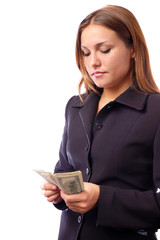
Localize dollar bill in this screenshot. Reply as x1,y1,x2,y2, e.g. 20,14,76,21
54,171,84,194
33,169,84,194
33,169,58,185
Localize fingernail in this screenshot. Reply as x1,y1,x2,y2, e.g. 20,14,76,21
52,185,56,190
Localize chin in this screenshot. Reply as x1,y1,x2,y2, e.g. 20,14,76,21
93,79,112,89
95,82,112,89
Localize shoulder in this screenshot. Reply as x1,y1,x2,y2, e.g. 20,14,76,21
146,92,160,118
65,94,85,109
147,92,160,107
66,92,95,109
64,94,86,118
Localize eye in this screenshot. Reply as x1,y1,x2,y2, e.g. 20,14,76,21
101,48,111,54
82,51,90,57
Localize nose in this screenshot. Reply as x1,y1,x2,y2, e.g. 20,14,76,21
91,53,101,68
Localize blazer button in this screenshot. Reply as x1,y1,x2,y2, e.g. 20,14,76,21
95,122,103,130
78,215,82,223
107,104,112,109
86,168,90,175
156,188,160,193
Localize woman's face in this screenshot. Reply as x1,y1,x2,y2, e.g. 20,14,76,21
81,24,135,90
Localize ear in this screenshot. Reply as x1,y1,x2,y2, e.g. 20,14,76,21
130,47,135,59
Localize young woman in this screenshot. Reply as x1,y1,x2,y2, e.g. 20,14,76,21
42,5,160,240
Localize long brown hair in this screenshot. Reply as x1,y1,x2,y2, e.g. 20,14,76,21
76,5,159,97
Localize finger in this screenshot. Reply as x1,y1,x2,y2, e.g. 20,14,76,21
42,183,57,190
43,190,58,198
47,194,62,203
66,204,85,214
61,191,85,204
42,182,58,191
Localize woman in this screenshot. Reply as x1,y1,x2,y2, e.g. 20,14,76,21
42,5,160,240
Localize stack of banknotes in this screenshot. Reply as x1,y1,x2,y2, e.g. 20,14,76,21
34,169,84,195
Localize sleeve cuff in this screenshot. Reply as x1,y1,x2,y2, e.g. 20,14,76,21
53,200,68,211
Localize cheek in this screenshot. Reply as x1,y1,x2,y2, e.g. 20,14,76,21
83,58,91,71
107,53,131,74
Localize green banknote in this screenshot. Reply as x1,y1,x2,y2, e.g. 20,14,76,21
34,169,84,194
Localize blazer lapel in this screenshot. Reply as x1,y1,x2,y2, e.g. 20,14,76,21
72,92,100,148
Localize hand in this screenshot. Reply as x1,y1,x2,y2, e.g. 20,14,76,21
60,182,100,214
42,182,63,204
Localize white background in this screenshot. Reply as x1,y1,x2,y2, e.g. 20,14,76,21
0,0,160,239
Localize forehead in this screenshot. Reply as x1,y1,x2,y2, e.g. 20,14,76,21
81,24,119,47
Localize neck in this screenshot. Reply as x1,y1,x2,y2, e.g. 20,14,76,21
101,82,131,102
97,82,131,114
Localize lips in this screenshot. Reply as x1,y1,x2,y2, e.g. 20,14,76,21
91,71,107,78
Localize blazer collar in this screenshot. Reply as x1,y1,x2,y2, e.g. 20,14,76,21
72,86,149,111
115,87,149,110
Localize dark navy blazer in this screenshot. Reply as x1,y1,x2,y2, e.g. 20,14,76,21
54,87,160,240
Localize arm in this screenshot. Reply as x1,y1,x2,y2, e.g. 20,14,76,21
96,122,160,230
54,96,76,174
43,96,76,209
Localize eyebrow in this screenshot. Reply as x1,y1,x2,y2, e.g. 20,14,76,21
81,41,109,49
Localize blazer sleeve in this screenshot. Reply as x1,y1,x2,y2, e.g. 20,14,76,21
97,121,160,230
53,96,76,211
54,96,75,174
